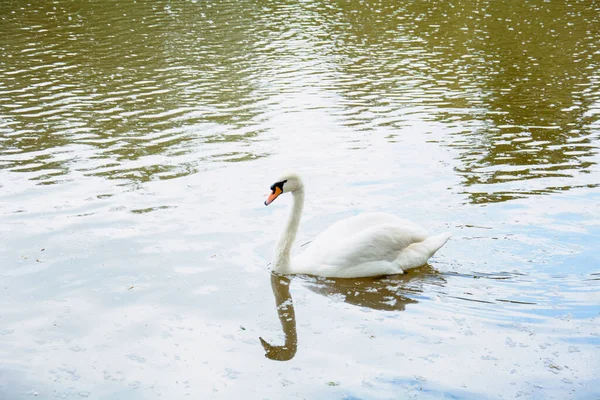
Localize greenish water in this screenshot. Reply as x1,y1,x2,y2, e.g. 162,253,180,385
1,1,599,399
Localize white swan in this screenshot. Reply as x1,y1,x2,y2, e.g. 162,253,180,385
264,173,451,278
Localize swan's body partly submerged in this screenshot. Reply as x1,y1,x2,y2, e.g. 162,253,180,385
265,173,450,278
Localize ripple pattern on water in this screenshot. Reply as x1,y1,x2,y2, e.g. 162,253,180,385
1,2,600,398
1,0,598,200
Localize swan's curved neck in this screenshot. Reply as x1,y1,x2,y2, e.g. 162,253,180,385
273,188,304,274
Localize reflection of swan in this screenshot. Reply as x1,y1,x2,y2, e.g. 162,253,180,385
304,264,444,311
259,273,297,361
264,173,450,278
259,267,445,360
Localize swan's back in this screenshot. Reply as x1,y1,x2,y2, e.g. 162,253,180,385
305,212,427,246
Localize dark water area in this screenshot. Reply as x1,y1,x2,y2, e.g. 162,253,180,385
1,1,599,399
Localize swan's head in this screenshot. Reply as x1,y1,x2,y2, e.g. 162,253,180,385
264,172,303,206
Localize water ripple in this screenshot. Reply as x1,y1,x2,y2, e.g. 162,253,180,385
0,0,599,193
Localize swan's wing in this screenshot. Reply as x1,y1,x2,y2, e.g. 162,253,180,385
305,212,427,247
330,224,428,265
298,221,428,269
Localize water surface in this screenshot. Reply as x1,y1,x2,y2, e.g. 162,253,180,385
1,1,599,399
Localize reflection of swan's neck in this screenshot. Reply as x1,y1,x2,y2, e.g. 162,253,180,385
260,274,297,361
273,188,304,274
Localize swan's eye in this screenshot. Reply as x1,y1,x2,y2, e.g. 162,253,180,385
270,180,287,192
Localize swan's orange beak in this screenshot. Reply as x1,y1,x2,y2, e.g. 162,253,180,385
265,186,282,206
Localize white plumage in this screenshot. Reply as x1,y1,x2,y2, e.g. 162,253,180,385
265,173,450,278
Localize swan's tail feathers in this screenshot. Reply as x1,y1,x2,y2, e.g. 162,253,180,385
394,232,451,271
422,232,451,258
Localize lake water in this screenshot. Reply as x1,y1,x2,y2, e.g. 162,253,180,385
1,1,599,399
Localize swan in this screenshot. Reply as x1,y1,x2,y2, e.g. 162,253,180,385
264,172,450,278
